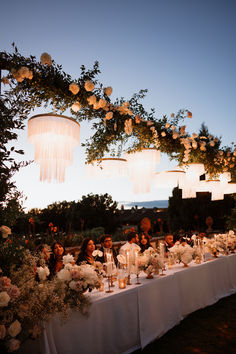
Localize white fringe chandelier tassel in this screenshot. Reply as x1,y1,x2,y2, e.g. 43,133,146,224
28,114,80,183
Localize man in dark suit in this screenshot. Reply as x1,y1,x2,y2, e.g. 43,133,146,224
97,234,118,265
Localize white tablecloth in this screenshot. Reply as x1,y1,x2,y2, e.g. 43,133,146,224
41,254,236,354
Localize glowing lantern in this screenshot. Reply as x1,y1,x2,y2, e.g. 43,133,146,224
85,158,128,179
124,148,160,194
28,113,80,182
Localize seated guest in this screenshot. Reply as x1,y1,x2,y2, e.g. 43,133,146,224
97,234,118,265
164,234,174,253
119,231,141,256
139,234,151,253
76,238,96,265
49,242,65,277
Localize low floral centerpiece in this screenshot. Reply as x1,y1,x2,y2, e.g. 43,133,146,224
138,248,165,278
169,242,194,267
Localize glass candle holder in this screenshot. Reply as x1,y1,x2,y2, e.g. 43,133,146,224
118,278,126,289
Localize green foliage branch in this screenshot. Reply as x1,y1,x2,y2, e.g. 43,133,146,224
1,44,236,180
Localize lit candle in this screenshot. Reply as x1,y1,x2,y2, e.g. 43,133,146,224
118,278,126,289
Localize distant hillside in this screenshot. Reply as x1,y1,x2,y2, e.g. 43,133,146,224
118,200,168,209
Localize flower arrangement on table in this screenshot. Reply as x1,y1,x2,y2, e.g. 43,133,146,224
169,242,194,267
227,230,236,252
0,252,91,353
203,231,236,257
57,254,104,293
138,248,165,277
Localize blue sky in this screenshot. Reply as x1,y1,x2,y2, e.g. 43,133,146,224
1,0,236,210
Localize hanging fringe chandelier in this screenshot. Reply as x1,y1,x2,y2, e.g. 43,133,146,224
28,113,80,183
85,158,128,179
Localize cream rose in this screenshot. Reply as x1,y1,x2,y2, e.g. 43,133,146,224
40,52,52,66
8,320,22,337
57,269,72,282
0,291,10,307
69,83,80,95
71,102,81,112
105,112,113,120
104,86,113,96
84,80,95,92
63,254,75,265
87,95,96,106
36,266,50,281
98,99,107,108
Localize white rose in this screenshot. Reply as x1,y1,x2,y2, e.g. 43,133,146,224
57,269,72,282
71,102,81,112
105,112,113,120
124,118,133,135
0,291,10,307
98,99,107,108
69,83,80,95
8,320,22,337
63,254,74,265
104,86,113,96
69,280,77,290
92,250,103,257
36,266,49,281
84,80,95,92
18,66,30,79
40,52,52,66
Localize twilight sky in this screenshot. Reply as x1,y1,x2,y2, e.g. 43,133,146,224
1,0,236,210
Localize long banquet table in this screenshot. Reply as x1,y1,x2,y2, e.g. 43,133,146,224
41,254,236,354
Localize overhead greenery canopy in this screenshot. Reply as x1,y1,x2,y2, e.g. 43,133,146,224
1,44,236,179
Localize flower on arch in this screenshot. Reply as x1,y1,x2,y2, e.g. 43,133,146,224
105,112,113,120
124,119,133,135
84,80,95,92
72,102,81,112
69,83,80,95
40,52,52,66
104,86,113,96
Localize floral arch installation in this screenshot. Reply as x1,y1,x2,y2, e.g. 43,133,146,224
1,44,236,186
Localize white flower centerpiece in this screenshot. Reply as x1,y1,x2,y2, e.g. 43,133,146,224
138,248,164,278
169,242,194,267
57,254,104,293
228,230,236,252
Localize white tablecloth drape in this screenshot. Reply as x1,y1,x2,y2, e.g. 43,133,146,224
41,254,236,354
